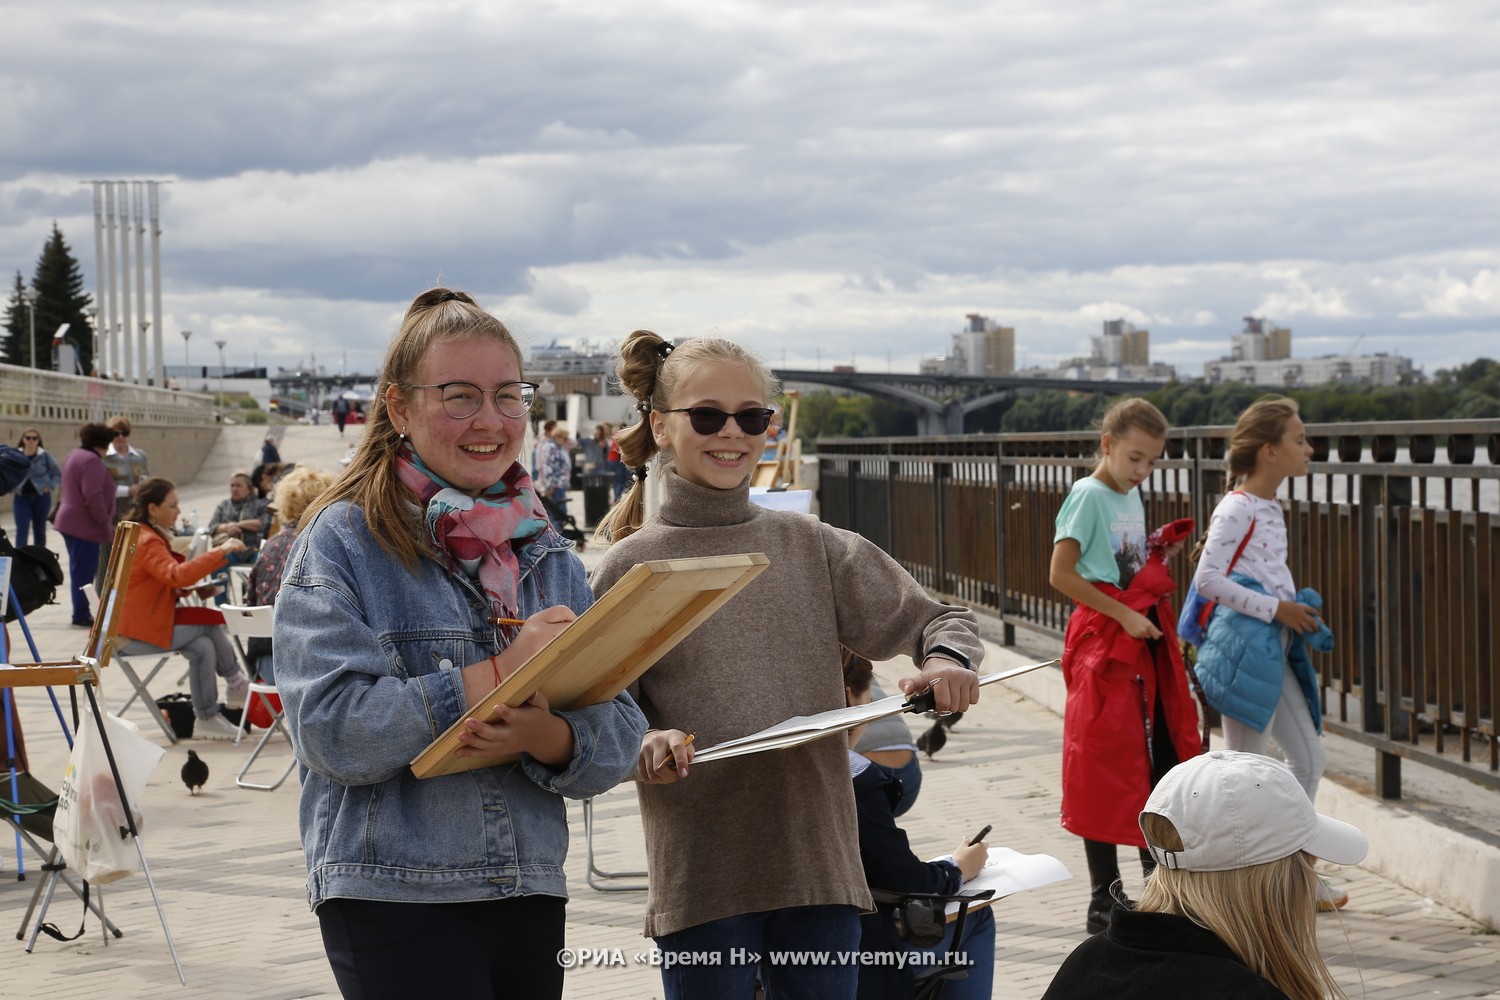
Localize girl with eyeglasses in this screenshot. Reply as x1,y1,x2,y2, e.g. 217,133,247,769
590,330,984,1000
13,429,61,548
272,288,646,1000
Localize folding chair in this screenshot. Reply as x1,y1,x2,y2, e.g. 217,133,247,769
218,604,296,791
581,792,647,892
867,886,996,1000
82,584,179,744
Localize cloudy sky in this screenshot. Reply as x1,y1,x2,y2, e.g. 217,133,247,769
2,0,1497,378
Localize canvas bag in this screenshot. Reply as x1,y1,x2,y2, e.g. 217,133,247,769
55,712,165,884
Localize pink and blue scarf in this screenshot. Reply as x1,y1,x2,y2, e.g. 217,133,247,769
395,447,550,621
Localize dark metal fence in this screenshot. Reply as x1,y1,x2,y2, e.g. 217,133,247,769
817,419,1500,797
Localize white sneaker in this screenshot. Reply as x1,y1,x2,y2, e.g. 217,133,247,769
196,712,241,741
224,674,249,709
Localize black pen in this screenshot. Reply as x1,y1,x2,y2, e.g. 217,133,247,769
968,824,991,846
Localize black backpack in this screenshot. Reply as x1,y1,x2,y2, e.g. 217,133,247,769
0,528,66,622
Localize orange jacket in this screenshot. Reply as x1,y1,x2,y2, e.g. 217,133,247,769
117,528,229,649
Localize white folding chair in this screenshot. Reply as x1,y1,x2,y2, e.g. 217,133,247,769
218,604,296,791
83,583,179,744
227,565,252,605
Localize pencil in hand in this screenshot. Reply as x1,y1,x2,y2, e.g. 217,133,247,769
654,732,696,774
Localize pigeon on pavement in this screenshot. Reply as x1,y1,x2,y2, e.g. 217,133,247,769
181,750,210,795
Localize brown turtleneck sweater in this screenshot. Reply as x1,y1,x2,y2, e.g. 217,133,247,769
590,469,984,938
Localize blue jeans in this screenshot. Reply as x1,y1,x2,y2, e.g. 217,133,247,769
654,904,860,1000
12,491,51,548
62,533,99,623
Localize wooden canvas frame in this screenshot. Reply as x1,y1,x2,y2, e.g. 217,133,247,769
0,521,139,687
411,552,769,779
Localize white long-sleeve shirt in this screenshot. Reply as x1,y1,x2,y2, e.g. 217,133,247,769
1192,491,1295,623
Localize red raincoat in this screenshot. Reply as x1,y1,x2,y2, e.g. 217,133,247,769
1060,519,1202,847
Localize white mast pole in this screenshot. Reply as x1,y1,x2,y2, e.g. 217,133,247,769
90,181,105,375
150,181,165,388
104,182,119,379
117,180,134,382
134,181,149,383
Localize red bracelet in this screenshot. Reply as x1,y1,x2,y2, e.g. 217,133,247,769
489,654,502,689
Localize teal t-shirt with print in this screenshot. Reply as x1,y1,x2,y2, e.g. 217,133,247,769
1053,475,1147,588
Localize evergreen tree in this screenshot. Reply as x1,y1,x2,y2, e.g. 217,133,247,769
2,271,26,367
26,223,96,375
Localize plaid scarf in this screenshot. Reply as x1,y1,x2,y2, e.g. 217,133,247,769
395,447,550,621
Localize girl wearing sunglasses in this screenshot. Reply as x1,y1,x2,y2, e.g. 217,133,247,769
591,330,984,1000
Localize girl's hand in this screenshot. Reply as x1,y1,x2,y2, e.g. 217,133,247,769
899,656,980,713
218,537,247,555
455,689,574,767
953,838,988,882
499,606,576,674
1275,601,1320,634
637,729,694,784
1120,609,1162,640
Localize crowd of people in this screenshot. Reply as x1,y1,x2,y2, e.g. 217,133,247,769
7,286,1373,1000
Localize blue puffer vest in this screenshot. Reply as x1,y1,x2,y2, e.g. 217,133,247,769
1193,574,1331,734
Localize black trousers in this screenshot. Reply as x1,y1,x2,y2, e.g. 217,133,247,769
318,895,565,999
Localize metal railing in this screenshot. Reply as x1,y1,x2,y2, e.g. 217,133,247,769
0,361,214,426
817,419,1500,798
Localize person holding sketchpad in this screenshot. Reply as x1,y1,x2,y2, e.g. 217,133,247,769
273,287,647,1000
590,329,983,1000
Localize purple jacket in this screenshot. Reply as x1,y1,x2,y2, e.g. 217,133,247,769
54,448,116,544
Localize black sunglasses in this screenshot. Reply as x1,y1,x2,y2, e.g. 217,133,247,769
662,406,775,436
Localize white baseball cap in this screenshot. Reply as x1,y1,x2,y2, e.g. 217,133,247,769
1142,750,1369,872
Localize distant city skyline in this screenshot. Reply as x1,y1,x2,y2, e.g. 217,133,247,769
3,2,1497,378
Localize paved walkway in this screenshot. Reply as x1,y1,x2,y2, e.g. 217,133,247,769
2,423,1498,998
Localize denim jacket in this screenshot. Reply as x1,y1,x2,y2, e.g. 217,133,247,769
274,500,647,910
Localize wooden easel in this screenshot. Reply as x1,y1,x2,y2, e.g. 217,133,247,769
0,522,186,983
751,390,802,489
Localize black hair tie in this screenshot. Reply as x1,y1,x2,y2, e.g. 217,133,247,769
656,341,674,359
435,291,463,304
631,466,649,483
636,401,652,414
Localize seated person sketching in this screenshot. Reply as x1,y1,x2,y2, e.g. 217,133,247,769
845,651,996,1000
208,472,271,550
1042,750,1368,1000
116,477,251,741
244,466,336,684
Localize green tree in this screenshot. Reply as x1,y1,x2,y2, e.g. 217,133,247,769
2,271,27,367
21,224,95,375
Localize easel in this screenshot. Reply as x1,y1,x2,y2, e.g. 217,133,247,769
751,389,802,489
1,555,120,945
0,523,186,983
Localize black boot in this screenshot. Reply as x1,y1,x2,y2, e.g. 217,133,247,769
1083,839,1124,935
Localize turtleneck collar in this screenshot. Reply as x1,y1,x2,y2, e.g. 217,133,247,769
657,466,759,528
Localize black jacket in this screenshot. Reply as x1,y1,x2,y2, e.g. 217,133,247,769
1042,906,1291,999
851,752,963,1000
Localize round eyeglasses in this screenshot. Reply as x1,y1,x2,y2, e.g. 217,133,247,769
408,381,539,420
661,406,776,436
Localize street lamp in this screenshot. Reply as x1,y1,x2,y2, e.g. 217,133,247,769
181,329,192,388
21,286,38,370
214,338,226,405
